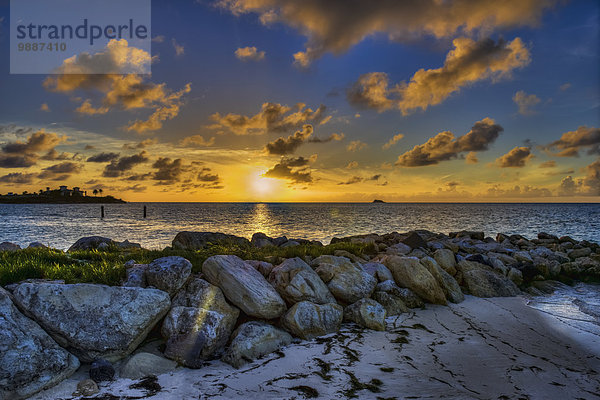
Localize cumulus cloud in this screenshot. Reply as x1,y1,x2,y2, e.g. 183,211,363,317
347,140,367,152
172,39,185,56
559,82,571,91
265,125,313,155
513,90,541,115
337,174,381,185
465,151,479,164
38,162,83,180
151,158,223,188
263,156,315,184
348,37,530,115
208,102,328,135
346,161,358,169
545,126,600,157
123,138,158,150
87,152,120,163
0,130,68,168
0,172,37,184
556,160,599,196
40,149,77,161
103,151,149,178
235,46,266,61
43,39,190,133
396,118,503,167
40,103,50,112
217,0,555,66
496,146,533,167
486,184,552,198
180,135,216,147
382,133,404,150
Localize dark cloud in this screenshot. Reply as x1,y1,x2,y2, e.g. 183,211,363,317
338,174,381,185
0,172,37,184
545,126,600,157
152,157,187,183
38,162,83,180
40,149,74,161
264,156,315,184
539,160,556,168
0,154,38,168
2,130,66,154
265,125,313,155
122,138,158,150
87,152,120,163
396,118,503,167
103,151,149,178
496,146,533,168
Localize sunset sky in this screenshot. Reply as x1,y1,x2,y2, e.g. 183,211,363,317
0,0,598,202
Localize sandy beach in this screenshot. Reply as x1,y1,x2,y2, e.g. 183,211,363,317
31,295,600,400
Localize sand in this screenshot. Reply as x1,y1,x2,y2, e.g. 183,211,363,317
31,295,600,400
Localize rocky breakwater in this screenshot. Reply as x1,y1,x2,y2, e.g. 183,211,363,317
1,228,599,398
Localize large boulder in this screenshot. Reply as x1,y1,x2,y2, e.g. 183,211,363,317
382,256,447,305
376,280,424,308
11,283,170,362
433,249,457,276
67,236,140,252
420,257,464,303
372,291,409,316
120,352,177,379
313,256,377,304
202,255,286,319
0,287,79,400
280,301,343,340
343,299,386,331
172,232,250,250
222,322,293,368
0,242,20,252
146,256,192,295
361,262,394,282
457,261,520,297
268,258,335,305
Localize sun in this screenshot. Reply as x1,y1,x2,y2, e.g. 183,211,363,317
250,170,277,198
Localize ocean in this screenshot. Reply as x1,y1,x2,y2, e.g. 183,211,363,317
0,202,599,250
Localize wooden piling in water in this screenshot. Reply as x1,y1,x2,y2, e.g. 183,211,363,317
101,205,104,219
143,205,147,218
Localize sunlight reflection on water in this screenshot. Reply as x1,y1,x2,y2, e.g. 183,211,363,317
0,202,598,250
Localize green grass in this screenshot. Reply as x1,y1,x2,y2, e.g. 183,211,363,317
0,241,375,287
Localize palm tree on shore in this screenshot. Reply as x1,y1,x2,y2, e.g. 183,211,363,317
98,188,104,196
93,189,98,196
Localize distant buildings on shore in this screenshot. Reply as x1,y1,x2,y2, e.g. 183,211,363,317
2,185,91,197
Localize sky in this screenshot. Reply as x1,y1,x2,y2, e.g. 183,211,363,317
0,0,599,202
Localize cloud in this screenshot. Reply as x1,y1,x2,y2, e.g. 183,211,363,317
172,39,185,56
338,176,362,185
87,152,120,163
382,133,404,150
495,146,533,167
122,184,147,192
347,140,367,152
0,172,37,184
263,156,315,184
396,118,503,166
486,184,552,198
43,39,191,133
265,125,313,155
348,37,530,114
150,158,222,189
539,160,556,168
217,0,555,66
307,132,344,143
582,159,600,195
545,126,600,157
152,157,188,183
123,138,158,150
559,82,571,91
0,154,38,168
235,46,266,61
103,151,149,177
208,102,328,135
40,103,50,112
513,90,541,115
2,130,67,154
38,162,83,180
40,149,76,161
152,35,165,43
345,161,358,169
180,135,215,147
465,151,479,164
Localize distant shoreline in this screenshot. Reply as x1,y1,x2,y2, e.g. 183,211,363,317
0,196,126,204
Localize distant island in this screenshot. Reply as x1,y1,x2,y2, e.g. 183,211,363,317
0,185,126,204
372,199,386,203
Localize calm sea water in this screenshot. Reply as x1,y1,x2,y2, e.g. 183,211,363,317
0,203,599,250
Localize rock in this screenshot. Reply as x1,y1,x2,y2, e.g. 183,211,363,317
507,268,524,286
73,379,99,397
268,258,335,305
385,242,412,255
120,353,177,379
280,301,343,340
281,240,300,248
372,291,409,315
222,322,293,368
457,261,520,297
11,283,170,362
246,260,274,278
538,232,559,241
401,232,427,249
0,241,20,251
313,257,377,304
376,280,424,308
514,251,533,264
122,264,148,288
450,231,485,240
568,247,592,260
272,236,288,246
361,262,394,282
171,276,237,313
67,236,141,252
488,257,509,276
27,242,47,249
118,240,142,250
382,256,447,305
172,231,250,250
333,250,365,263
202,255,286,319
343,299,386,331
146,256,192,295
433,249,457,276
251,232,274,248
420,257,464,303
162,304,239,367
89,359,114,383
0,287,79,400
